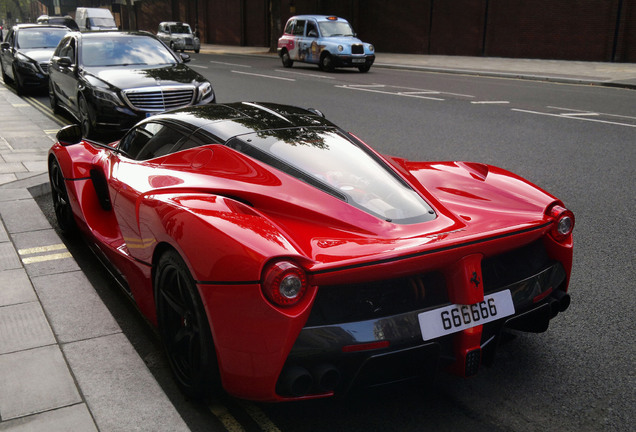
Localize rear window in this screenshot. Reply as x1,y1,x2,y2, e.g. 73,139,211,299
229,128,435,224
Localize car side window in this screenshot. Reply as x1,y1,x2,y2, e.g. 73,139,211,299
284,20,294,35
293,20,305,36
306,21,318,37
57,37,75,62
119,122,185,161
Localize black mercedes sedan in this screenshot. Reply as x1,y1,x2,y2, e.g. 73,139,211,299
0,24,70,95
49,31,215,138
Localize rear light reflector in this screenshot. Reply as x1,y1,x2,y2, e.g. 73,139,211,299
342,341,390,353
262,261,308,307
548,205,575,242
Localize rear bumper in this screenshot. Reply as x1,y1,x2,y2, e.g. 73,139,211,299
278,262,569,398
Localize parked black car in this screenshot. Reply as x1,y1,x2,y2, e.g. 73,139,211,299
49,31,215,138
0,24,70,95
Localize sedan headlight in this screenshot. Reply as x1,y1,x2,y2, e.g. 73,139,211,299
15,53,39,73
197,81,214,101
92,87,123,106
337,45,344,52
368,44,374,53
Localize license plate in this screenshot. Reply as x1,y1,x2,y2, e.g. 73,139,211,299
418,290,515,341
352,58,365,64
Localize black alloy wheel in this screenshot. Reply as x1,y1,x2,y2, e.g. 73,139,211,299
49,81,62,115
78,95,94,138
281,50,293,68
12,64,24,95
49,158,76,234
155,249,220,399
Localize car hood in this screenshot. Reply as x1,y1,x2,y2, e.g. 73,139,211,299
21,48,56,63
84,63,206,90
323,36,364,45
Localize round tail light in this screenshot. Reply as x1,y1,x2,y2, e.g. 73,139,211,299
549,205,575,242
262,261,308,307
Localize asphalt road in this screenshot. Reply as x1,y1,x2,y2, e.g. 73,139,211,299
28,52,636,432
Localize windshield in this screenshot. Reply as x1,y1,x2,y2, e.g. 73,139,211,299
232,128,435,224
318,21,355,37
16,28,68,49
169,24,192,34
81,36,177,67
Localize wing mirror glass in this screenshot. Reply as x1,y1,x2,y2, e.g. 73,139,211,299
56,124,83,146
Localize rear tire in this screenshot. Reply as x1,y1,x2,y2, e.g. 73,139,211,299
49,158,77,235
155,249,221,400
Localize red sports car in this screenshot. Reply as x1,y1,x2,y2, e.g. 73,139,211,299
48,102,574,402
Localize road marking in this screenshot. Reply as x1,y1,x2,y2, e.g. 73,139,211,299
471,100,510,104
275,69,335,79
18,244,72,264
188,64,208,69
19,244,67,255
21,252,73,264
210,60,251,68
25,96,66,126
232,70,296,81
336,84,444,100
238,401,282,432
560,112,599,117
548,105,636,120
11,103,29,107
512,108,636,128
209,404,245,432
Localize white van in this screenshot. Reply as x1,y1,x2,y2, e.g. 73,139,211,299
75,8,118,31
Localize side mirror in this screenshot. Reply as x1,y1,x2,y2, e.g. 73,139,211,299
180,53,191,63
56,124,83,146
0,42,9,50
54,56,73,68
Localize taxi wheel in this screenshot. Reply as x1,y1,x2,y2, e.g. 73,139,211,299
358,65,371,73
319,53,334,72
195,49,200,53
281,50,293,68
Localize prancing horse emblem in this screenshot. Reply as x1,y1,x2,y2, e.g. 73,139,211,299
470,271,481,288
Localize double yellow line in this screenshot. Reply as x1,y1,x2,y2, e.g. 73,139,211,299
18,243,72,264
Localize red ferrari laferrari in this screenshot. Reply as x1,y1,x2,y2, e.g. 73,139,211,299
48,102,574,402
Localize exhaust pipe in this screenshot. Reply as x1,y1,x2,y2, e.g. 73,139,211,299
279,366,313,397
312,364,340,392
551,289,571,312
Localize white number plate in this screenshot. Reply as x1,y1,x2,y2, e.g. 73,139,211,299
418,290,515,341
352,58,365,64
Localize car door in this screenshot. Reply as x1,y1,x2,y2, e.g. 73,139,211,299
108,122,190,259
0,29,16,80
302,20,320,64
50,35,78,112
290,19,306,61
